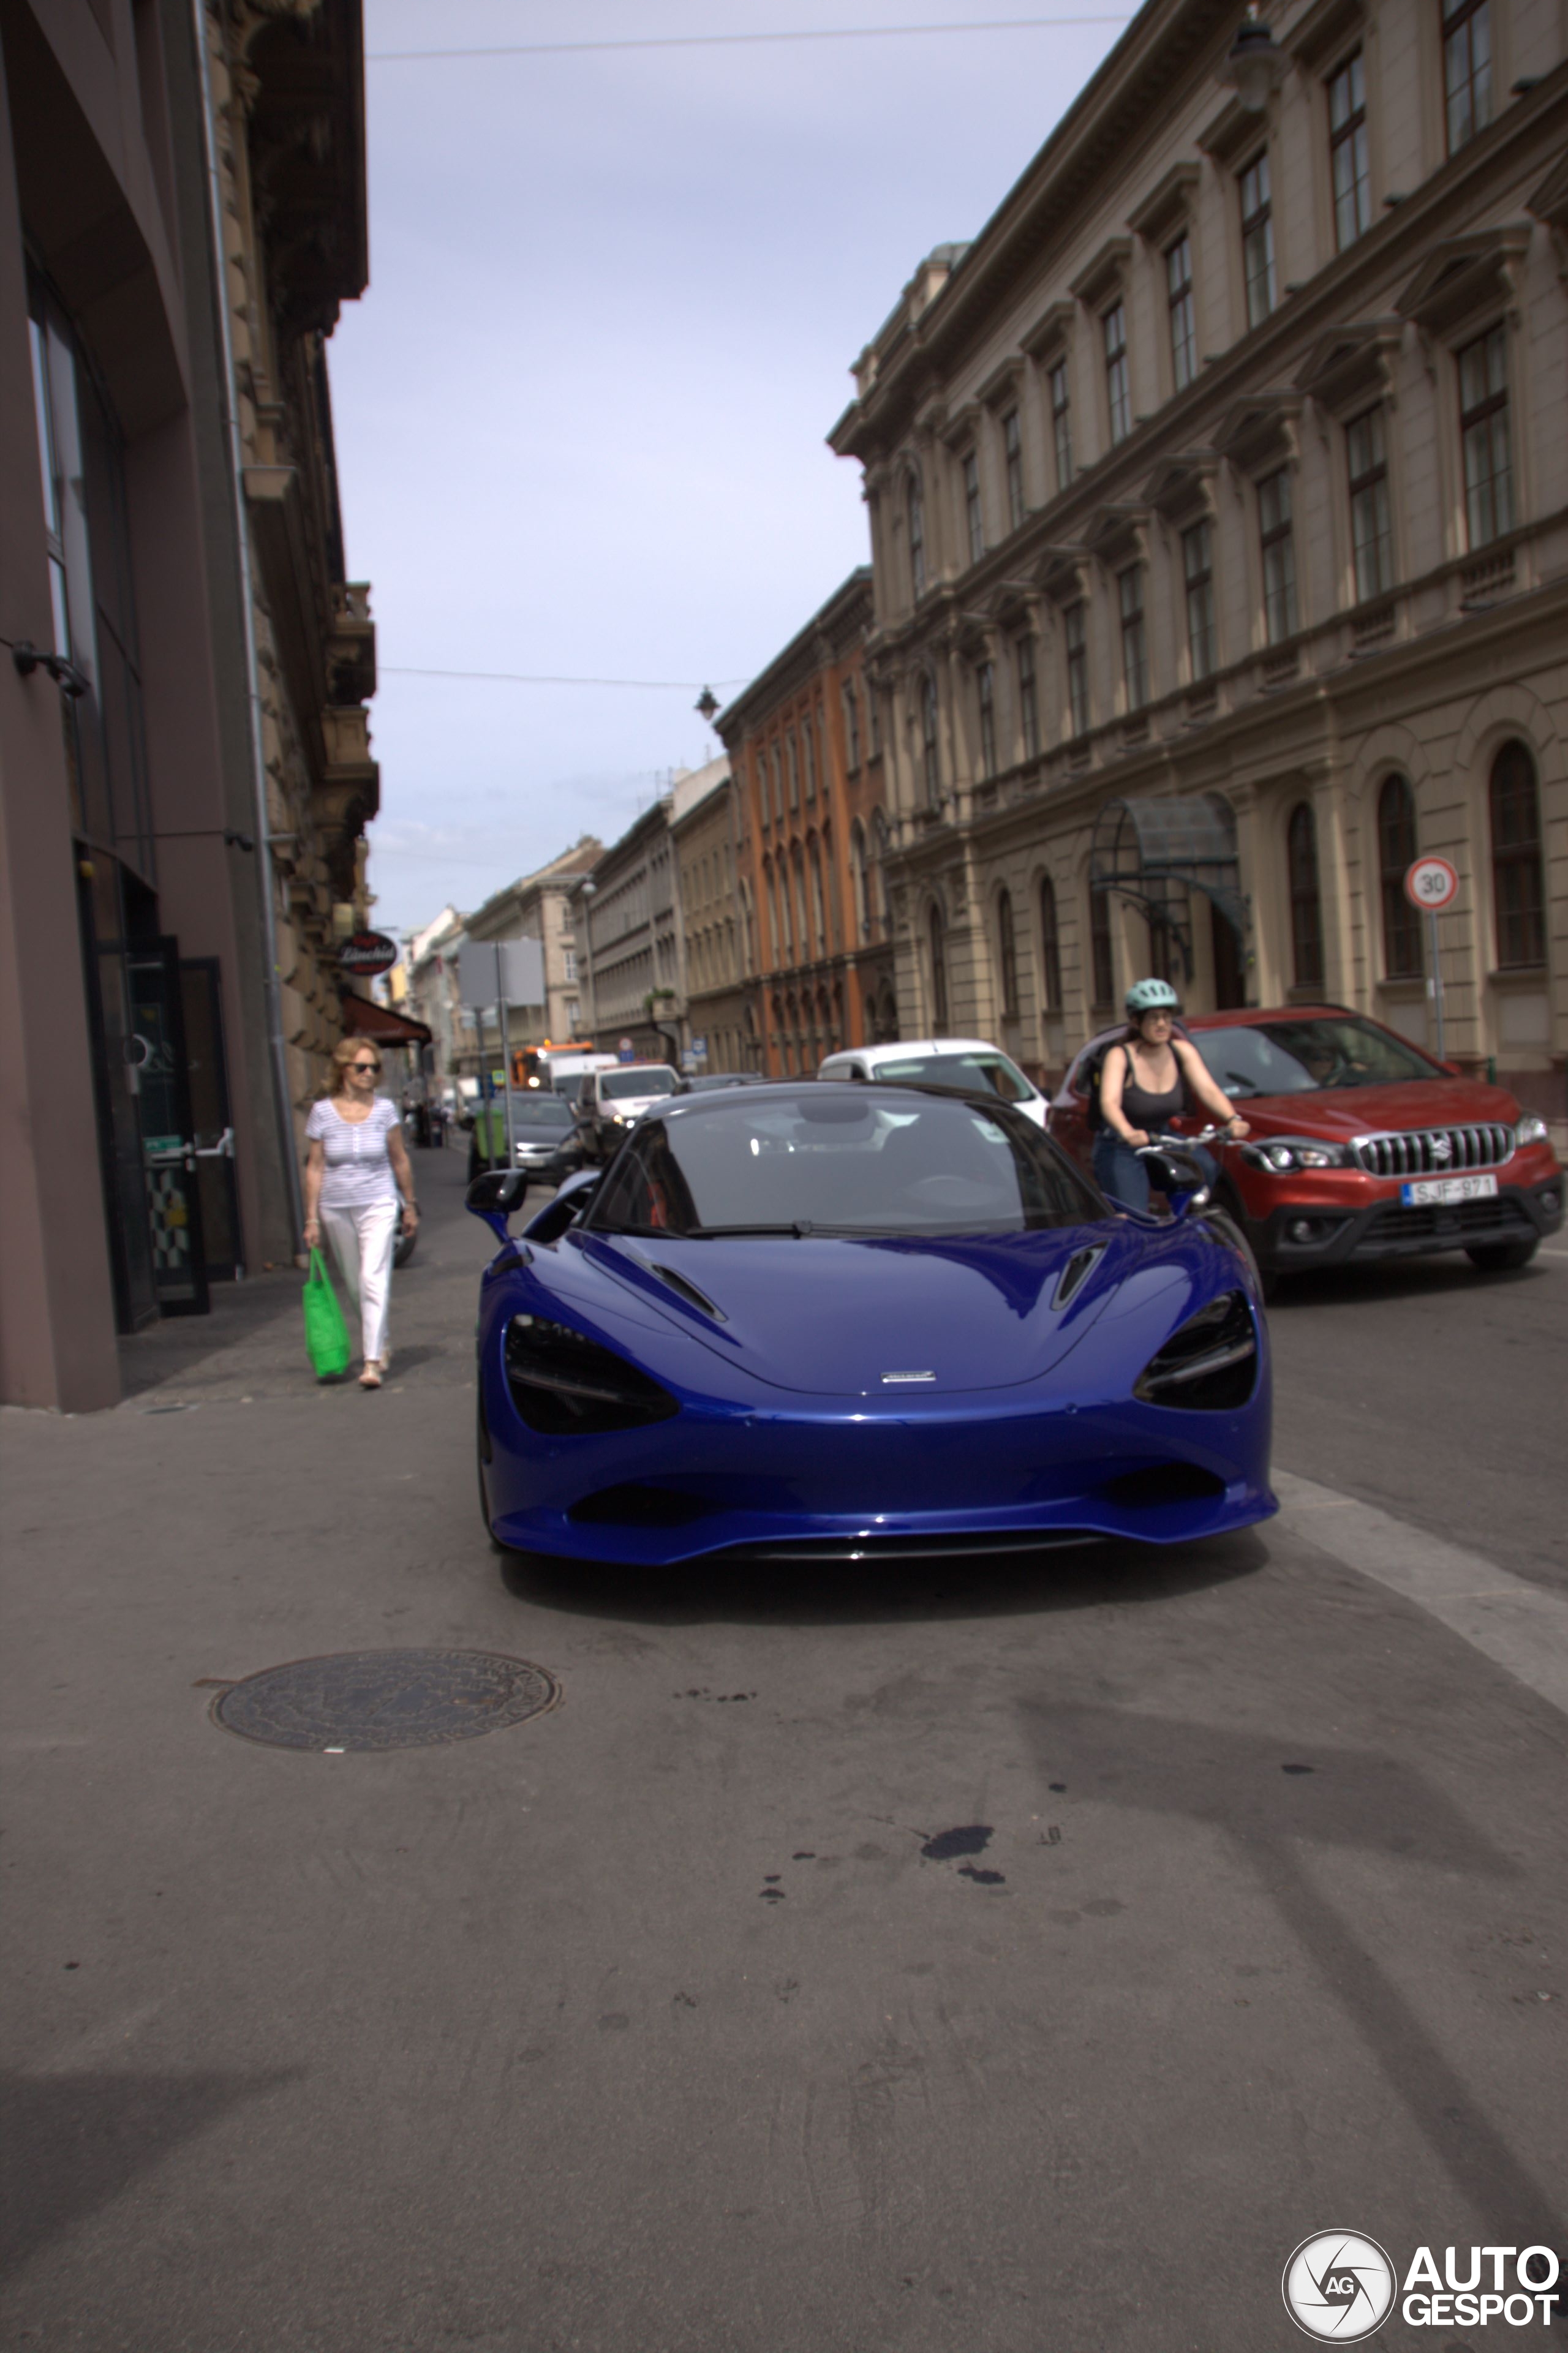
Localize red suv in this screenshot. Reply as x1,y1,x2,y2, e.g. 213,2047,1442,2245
1049,1006,1562,1284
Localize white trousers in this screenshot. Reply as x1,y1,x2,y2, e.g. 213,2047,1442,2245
320,1197,399,1363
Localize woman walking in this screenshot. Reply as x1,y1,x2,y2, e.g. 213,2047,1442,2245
303,1040,418,1388
1094,977,1250,1212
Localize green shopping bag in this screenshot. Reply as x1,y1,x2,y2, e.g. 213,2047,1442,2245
302,1247,352,1379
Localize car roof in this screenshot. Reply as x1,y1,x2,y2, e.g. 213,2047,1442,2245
655,1078,1042,1121
826,1038,1014,1063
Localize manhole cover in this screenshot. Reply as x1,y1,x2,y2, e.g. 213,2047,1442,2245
213,1649,559,1752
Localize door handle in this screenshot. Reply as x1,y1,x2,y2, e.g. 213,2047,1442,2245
194,1127,234,1159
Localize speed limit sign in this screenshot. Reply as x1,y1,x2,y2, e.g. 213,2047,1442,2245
1404,855,1458,911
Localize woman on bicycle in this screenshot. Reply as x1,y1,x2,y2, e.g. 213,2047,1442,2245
1094,979,1250,1212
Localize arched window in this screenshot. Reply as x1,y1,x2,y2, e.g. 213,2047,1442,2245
1287,801,1325,991
1490,740,1545,968
1038,875,1062,1011
850,819,870,938
1088,881,1114,1009
921,674,941,807
792,848,809,960
930,903,949,1032
997,887,1019,1016
808,838,826,955
1378,774,1422,979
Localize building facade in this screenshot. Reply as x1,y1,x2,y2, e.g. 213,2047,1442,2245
402,904,474,1093
671,764,757,1074
575,761,728,1063
829,0,1566,1115
460,837,601,1078
720,571,900,1075
1,0,377,1409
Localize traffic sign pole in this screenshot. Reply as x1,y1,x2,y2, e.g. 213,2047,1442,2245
1403,857,1459,1067
1429,911,1444,1063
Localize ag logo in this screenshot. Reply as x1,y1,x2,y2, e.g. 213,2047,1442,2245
1283,2232,1396,2340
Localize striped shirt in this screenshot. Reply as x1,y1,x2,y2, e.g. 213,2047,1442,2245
306,1096,401,1208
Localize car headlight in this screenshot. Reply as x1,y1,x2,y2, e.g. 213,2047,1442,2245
505,1315,679,1436
611,1112,628,1124
1242,1137,1349,1172
1515,1114,1549,1148
1134,1290,1257,1411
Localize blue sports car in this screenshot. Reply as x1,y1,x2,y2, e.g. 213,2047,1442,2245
467,1082,1275,1571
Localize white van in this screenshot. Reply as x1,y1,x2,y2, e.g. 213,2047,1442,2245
579,1063,682,1159
816,1038,1049,1129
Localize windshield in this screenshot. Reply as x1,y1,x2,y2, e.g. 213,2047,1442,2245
589,1089,1104,1238
600,1067,678,1102
1188,1018,1443,1097
869,1051,1033,1104
510,1097,576,1128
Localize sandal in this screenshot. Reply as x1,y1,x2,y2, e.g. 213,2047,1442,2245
359,1360,383,1390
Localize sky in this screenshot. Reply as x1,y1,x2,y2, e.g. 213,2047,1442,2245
330,3,1133,940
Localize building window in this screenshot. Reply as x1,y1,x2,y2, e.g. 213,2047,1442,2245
872,809,891,930
1490,740,1545,968
1088,881,1114,1007
786,732,800,810
1048,360,1073,490
1118,567,1148,710
1443,0,1491,152
809,839,826,954
976,661,997,777
770,744,784,824
1458,324,1512,549
1259,467,1298,644
1182,520,1217,679
1003,408,1025,530
842,679,861,772
1240,149,1276,329
1329,50,1371,248
1064,601,1090,737
962,449,984,564
851,819,870,938
1102,303,1131,445
930,903,949,1031
921,672,941,806
997,887,1019,1017
562,947,578,983
1347,407,1393,601
804,712,818,801
1038,875,1062,1011
1016,634,1039,759
1287,801,1325,990
1166,234,1196,391
1378,774,1423,979
754,758,769,830
908,471,926,599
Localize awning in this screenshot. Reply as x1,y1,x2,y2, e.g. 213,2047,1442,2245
1090,791,1246,981
341,990,432,1046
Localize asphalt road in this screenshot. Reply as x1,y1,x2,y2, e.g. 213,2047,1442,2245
2,1140,1563,2353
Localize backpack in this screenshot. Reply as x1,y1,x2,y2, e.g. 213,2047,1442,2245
1081,1039,1126,1134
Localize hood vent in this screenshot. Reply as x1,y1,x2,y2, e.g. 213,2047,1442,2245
650,1262,728,1322
1053,1243,1106,1310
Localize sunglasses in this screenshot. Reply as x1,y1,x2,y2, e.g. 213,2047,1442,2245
350,1061,380,1074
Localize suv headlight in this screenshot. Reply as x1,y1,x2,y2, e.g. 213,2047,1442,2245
1242,1137,1349,1172
1515,1114,1549,1148
1134,1290,1258,1411
505,1315,679,1435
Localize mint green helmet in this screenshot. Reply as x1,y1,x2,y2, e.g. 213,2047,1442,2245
1125,977,1181,1015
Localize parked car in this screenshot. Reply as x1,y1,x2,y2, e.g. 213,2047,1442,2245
578,1063,682,1161
1048,1006,1562,1284
817,1038,1049,1128
468,1091,584,1185
466,1080,1273,1573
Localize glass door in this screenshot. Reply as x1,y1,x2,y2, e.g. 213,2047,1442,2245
127,938,209,1315
180,958,241,1282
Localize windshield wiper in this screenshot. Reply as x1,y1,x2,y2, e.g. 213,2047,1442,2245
690,1221,818,1238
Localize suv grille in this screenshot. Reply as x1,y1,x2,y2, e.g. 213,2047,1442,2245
1352,1124,1513,1180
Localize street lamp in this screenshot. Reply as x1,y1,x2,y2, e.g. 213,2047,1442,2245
695,686,720,725
1220,7,1286,111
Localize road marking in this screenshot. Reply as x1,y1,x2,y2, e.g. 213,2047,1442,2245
1274,1469,1568,1720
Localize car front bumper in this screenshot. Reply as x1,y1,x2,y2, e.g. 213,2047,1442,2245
1241,1171,1563,1269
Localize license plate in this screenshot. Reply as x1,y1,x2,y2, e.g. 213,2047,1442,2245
1400,1173,1498,1207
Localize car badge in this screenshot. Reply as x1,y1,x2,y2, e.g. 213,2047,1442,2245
1429,1134,1452,1162
881,1370,935,1384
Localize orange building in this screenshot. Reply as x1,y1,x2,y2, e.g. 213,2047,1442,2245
719,570,899,1075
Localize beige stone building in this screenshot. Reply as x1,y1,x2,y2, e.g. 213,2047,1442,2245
673,762,757,1074
461,838,601,1077
402,905,475,1091
829,0,1566,1120
575,759,728,1063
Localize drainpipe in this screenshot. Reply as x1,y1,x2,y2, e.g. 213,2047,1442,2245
191,0,305,1250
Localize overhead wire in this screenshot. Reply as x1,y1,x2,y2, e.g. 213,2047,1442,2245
368,17,1133,65
380,667,750,689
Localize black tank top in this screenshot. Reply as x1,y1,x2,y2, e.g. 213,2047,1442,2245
1115,1045,1188,1131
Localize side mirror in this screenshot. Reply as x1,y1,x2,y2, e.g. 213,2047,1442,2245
524,1167,600,1244
1150,1145,1212,1216
466,1167,528,1243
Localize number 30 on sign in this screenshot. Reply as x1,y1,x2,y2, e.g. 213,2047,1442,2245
1403,855,1459,912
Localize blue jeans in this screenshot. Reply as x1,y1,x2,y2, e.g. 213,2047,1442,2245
1092,1133,1218,1214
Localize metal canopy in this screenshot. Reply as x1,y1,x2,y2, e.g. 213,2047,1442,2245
1089,792,1246,980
